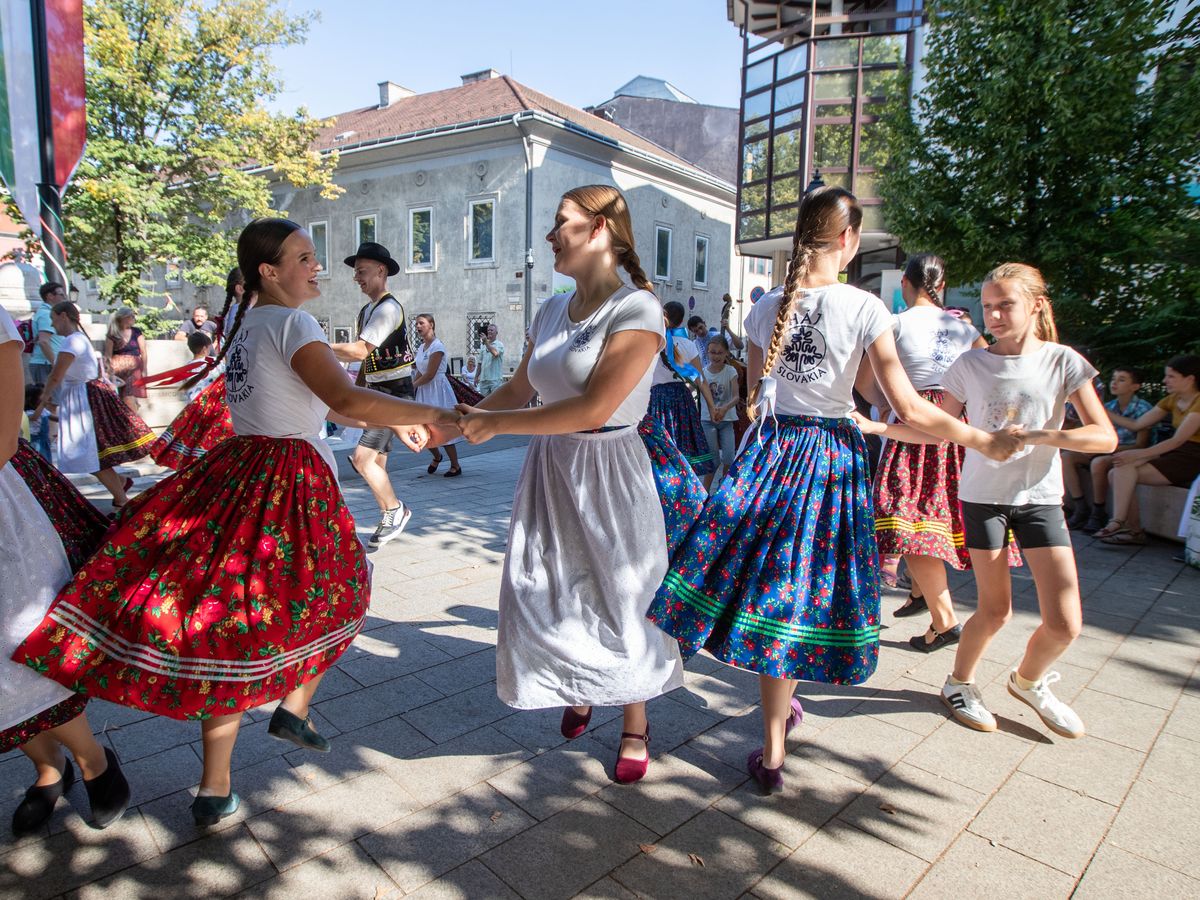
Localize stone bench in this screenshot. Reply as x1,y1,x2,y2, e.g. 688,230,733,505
1138,483,1188,542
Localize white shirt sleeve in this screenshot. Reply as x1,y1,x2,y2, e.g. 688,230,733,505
359,299,403,348
281,311,330,366
0,308,20,345
941,353,970,403
609,290,665,346
60,332,90,357
1061,346,1099,397
861,295,894,348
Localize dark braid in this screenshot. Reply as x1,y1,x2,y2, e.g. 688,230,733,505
902,253,946,308
182,292,251,390
749,187,863,420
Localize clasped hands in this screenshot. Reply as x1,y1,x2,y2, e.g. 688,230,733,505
390,403,504,452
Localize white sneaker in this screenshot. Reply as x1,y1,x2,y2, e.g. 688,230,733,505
1007,670,1085,739
941,677,997,732
368,503,412,548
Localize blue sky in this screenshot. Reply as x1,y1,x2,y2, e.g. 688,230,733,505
268,0,745,118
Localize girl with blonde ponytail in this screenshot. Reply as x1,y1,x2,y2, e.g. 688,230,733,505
452,185,697,785
648,187,1022,794
873,262,1115,739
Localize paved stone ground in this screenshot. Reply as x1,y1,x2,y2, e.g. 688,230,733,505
2,438,1197,899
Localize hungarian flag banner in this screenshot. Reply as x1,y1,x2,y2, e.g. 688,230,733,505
0,0,85,235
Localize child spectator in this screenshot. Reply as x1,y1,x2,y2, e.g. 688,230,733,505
1062,366,1152,531
1095,354,1200,545
186,330,213,361
700,335,740,489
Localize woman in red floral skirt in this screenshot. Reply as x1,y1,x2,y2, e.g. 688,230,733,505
15,218,460,827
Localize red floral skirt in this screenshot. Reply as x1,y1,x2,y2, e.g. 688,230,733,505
10,439,109,570
873,390,1020,569
87,379,154,467
150,375,234,470
0,695,88,754
13,436,371,720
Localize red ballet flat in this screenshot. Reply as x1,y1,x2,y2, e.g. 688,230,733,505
613,727,650,785
560,705,592,740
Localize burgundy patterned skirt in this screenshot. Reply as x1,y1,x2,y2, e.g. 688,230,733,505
86,379,154,467
10,439,109,570
150,374,234,470
447,374,484,407
873,390,1020,568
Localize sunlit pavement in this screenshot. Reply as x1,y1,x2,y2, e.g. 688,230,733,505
6,440,1198,898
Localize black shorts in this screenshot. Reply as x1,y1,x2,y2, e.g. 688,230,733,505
357,376,415,453
960,502,1071,550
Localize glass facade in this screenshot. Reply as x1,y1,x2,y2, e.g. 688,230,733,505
736,2,924,246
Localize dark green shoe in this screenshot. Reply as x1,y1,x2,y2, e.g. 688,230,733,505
268,706,331,753
191,792,240,828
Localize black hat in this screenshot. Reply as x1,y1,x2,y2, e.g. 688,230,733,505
344,241,400,277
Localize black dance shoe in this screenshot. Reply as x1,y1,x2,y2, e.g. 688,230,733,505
12,759,75,836
84,747,130,828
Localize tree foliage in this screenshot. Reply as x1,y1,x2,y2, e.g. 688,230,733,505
879,0,1200,376
63,0,342,321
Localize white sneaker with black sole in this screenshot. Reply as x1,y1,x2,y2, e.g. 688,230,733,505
941,677,997,732
369,503,411,548
1006,670,1085,739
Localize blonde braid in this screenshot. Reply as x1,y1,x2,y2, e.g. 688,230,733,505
748,241,813,419
618,247,655,295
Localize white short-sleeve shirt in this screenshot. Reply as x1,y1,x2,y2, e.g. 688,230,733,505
893,306,980,390
942,342,1098,505
526,287,664,428
59,332,100,384
0,308,19,345
226,306,333,467
745,282,891,417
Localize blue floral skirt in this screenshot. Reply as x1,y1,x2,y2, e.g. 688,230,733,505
638,416,707,560
649,382,715,475
646,414,880,684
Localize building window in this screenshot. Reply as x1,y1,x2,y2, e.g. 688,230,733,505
469,199,494,262
355,213,377,246
654,226,672,282
409,207,433,269
309,221,329,276
165,260,183,287
694,235,709,288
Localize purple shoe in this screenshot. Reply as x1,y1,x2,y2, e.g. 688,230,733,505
786,697,804,735
747,750,784,794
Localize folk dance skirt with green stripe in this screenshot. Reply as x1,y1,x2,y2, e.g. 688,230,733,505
647,414,879,684
12,436,370,720
638,416,707,559
649,382,715,476
873,389,1021,569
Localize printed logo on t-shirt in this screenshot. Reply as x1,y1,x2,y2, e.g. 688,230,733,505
569,326,596,353
929,329,956,373
983,390,1035,430
225,333,253,404
779,311,828,384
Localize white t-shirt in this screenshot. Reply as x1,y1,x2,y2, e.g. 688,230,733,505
893,306,980,390
745,283,891,417
526,287,664,428
943,342,1098,505
415,337,449,378
59,331,100,384
0,307,19,346
702,364,739,422
225,306,334,470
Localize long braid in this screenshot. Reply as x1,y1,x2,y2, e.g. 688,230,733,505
923,269,944,307
182,293,251,390
618,246,654,295
748,237,812,419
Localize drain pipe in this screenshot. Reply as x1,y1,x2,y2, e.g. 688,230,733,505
513,114,535,334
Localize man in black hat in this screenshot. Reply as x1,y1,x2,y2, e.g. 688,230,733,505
331,241,416,548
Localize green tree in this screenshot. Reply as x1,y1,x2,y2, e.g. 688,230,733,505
879,0,1200,375
63,0,341,327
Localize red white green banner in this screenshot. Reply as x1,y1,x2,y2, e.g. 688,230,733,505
0,0,85,235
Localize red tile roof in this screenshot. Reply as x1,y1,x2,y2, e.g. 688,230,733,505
313,75,725,183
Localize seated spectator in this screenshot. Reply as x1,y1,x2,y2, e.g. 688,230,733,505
173,307,217,341
462,354,480,389
1063,366,1153,530
1095,355,1200,545
187,330,213,361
